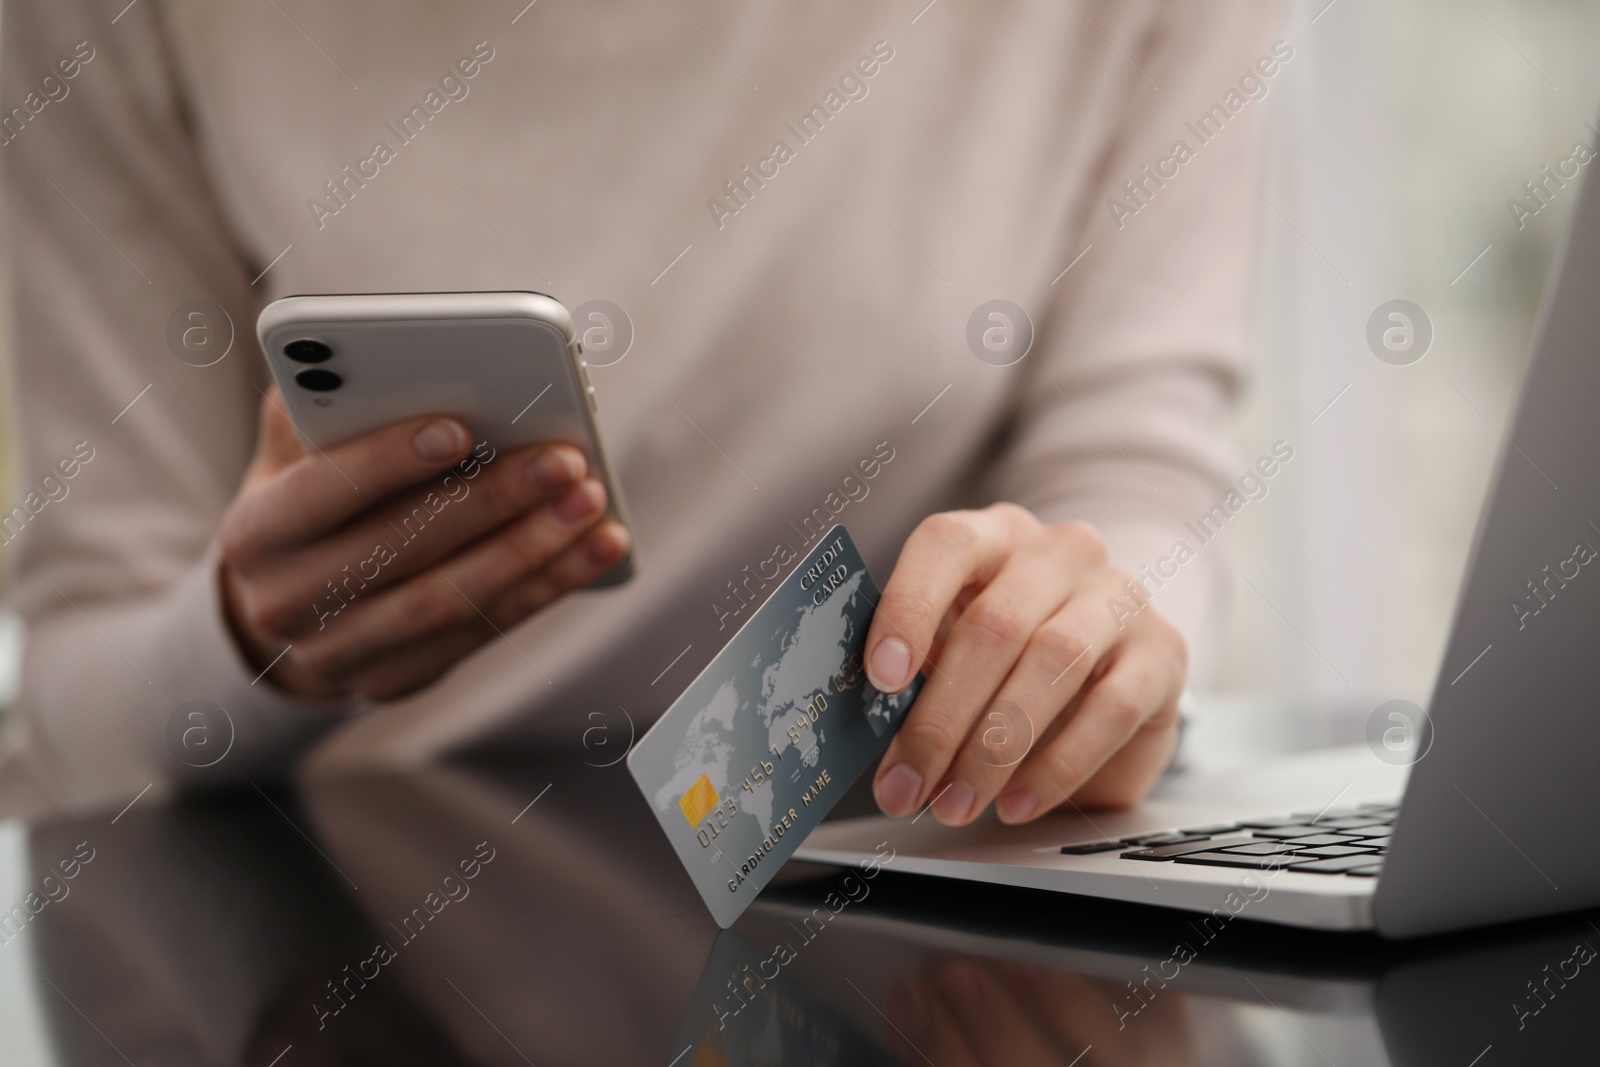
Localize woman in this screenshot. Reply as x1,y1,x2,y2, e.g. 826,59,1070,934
0,0,1277,822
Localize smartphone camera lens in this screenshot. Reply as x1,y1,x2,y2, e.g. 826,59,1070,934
294,368,342,392
284,339,332,363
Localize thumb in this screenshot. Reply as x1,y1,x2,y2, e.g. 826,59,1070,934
251,385,306,476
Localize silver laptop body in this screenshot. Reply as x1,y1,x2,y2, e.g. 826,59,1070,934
798,163,1600,939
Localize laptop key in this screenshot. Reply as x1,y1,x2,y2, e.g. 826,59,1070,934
1291,855,1385,874
1252,825,1338,839
1121,835,1256,860
1314,816,1392,830
1293,844,1378,857
1173,851,1321,870
1282,833,1365,846
1178,822,1242,835
1347,864,1383,877
1235,815,1302,828
1060,840,1122,855
1215,841,1302,855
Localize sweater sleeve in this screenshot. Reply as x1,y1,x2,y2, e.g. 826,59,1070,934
0,0,347,817
987,0,1283,676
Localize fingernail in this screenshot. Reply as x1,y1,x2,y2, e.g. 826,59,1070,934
867,637,912,692
586,526,626,565
413,419,469,462
553,481,604,524
933,780,975,824
996,788,1037,824
528,448,583,491
876,763,923,817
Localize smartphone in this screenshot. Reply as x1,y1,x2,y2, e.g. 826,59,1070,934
256,291,634,585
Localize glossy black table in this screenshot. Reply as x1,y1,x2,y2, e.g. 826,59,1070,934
0,750,1593,1066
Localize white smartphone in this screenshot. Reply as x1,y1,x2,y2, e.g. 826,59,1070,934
256,291,634,585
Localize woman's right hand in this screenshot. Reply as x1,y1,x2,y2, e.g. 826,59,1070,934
218,387,629,701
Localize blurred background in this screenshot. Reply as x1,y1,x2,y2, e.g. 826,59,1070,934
0,0,1596,757
1198,0,1600,756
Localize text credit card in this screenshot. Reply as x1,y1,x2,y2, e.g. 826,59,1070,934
627,525,923,928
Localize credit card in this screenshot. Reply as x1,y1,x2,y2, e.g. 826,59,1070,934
627,525,922,928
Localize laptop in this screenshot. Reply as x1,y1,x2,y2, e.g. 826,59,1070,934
796,162,1600,940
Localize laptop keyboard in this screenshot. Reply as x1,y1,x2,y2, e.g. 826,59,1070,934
1058,802,1394,878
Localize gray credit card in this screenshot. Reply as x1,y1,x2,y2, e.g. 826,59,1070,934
627,525,923,928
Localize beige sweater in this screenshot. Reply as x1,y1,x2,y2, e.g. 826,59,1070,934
0,0,1278,816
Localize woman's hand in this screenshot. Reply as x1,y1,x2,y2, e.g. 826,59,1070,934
866,503,1185,824
218,388,629,701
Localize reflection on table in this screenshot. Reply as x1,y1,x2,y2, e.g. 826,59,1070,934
0,756,1594,1066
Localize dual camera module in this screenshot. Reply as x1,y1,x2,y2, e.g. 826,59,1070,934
284,339,340,391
